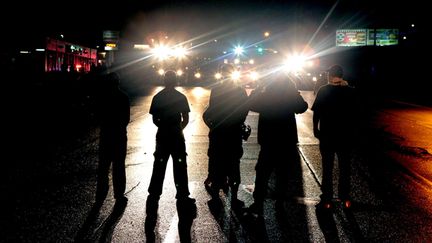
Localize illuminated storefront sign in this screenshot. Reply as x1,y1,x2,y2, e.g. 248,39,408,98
104,43,118,51
336,29,398,47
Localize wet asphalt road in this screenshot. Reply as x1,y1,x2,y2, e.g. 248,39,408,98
3,87,432,242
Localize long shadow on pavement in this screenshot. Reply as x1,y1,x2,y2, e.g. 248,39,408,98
74,199,127,243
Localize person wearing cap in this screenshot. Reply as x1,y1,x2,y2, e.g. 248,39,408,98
95,72,130,204
203,63,249,211
312,64,356,210
246,73,308,218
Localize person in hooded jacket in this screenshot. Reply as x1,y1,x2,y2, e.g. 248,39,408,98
247,73,308,217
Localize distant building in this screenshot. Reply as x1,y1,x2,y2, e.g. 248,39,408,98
3,37,98,75
45,37,98,73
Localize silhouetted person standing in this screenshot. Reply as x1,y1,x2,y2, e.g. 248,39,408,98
95,72,130,203
247,74,308,217
312,64,356,209
203,63,249,210
145,70,196,242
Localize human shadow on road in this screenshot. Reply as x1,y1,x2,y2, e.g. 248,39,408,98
341,206,365,243
144,196,197,243
74,200,104,242
98,198,128,243
177,198,197,242
74,198,127,243
315,206,340,243
144,195,160,243
241,213,269,243
207,192,255,243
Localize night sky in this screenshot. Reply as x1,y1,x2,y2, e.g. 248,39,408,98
2,0,425,48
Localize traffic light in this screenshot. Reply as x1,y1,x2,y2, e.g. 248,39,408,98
257,47,264,54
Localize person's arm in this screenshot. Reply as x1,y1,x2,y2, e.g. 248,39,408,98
293,91,308,114
238,89,250,123
311,92,321,139
248,88,262,113
203,106,214,128
313,111,320,139
124,95,131,126
181,112,189,129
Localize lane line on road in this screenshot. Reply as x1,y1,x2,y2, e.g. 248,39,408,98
297,146,321,187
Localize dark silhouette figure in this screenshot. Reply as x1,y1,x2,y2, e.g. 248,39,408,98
312,64,356,210
203,63,249,211
95,72,130,203
247,74,308,217
146,70,196,241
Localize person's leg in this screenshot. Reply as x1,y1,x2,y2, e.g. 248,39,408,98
172,154,191,199
229,158,245,210
172,141,192,200
148,143,170,198
229,159,241,200
208,156,225,199
251,148,273,213
337,149,352,205
229,144,243,200
112,140,127,200
206,140,217,188
96,144,111,201
275,146,300,200
320,144,335,204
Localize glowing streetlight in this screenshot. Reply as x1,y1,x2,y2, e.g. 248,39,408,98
264,31,270,37
234,46,244,56
194,72,201,78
